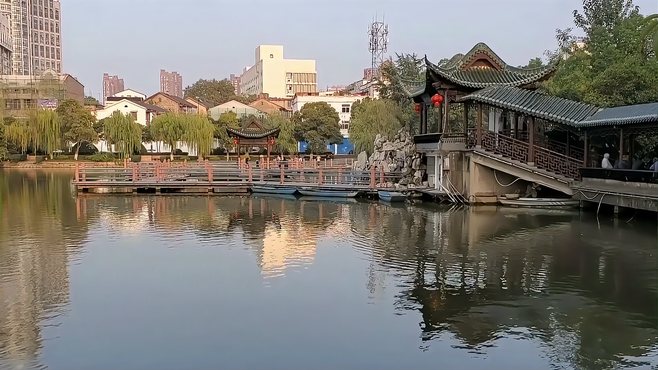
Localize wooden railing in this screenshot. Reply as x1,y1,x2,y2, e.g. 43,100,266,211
534,146,582,180
481,130,529,163
74,162,402,190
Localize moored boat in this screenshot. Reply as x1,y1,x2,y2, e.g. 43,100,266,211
378,190,407,202
499,198,580,208
251,185,298,195
298,187,360,198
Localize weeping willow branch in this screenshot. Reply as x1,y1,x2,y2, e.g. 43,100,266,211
103,111,142,160
183,114,214,159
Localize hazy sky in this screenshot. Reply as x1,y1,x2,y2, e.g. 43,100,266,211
63,0,658,100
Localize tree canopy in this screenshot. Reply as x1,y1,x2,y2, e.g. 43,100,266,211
151,113,185,160
183,79,257,108
56,99,98,160
183,115,214,159
84,96,100,106
264,114,297,154
349,98,404,155
292,102,342,154
543,0,658,106
103,111,142,160
211,111,240,149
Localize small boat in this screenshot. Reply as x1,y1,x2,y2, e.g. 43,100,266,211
250,193,298,201
499,198,580,208
298,187,360,198
251,185,298,195
378,190,407,202
300,196,359,204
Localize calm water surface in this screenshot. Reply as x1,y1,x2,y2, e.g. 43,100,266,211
0,169,657,370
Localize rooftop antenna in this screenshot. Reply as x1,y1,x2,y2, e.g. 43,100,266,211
368,14,389,81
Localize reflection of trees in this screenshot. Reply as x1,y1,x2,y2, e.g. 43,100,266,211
349,204,658,369
0,170,87,367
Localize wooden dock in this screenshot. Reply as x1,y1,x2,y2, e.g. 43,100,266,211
73,161,402,195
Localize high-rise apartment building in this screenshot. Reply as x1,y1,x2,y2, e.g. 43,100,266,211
102,73,124,103
160,69,183,98
230,74,240,95
239,45,317,98
0,0,62,75
0,13,12,75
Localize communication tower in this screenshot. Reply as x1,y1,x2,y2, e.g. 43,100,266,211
368,16,388,80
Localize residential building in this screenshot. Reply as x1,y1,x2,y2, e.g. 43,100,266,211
249,98,291,118
0,13,12,75
185,97,209,115
230,74,240,95
0,0,62,75
146,92,196,114
291,93,365,154
160,69,183,98
105,89,146,105
0,69,83,117
239,45,316,98
209,100,264,121
102,73,124,103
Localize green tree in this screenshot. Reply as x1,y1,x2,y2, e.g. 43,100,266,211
544,0,658,106
378,53,425,105
56,99,98,160
84,96,100,106
0,119,7,161
212,111,240,149
182,114,214,159
5,119,30,154
349,98,405,155
151,113,185,160
521,57,544,68
142,124,154,146
30,109,61,159
103,111,142,160
264,114,297,154
641,14,658,55
183,79,236,108
292,102,342,154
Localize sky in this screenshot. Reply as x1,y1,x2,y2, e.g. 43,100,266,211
63,0,658,100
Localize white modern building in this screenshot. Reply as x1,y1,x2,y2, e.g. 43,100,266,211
291,94,365,154
239,45,317,98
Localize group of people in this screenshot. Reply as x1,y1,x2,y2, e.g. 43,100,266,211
601,153,658,171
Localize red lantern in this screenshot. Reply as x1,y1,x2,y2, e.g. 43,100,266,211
270,139,275,145
434,102,440,107
414,103,421,112
431,94,444,105
233,139,238,145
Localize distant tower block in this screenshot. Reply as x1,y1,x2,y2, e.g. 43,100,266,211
368,17,388,80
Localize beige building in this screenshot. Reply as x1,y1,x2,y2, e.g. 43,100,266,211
0,0,62,75
239,45,317,98
0,69,84,117
0,13,11,75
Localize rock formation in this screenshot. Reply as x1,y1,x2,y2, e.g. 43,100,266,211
352,128,427,189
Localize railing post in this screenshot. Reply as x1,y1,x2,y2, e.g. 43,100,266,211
477,103,483,148
583,131,589,167
370,166,376,189
379,167,385,186
528,116,535,165
280,165,284,184
248,164,253,183
81,163,86,182
74,162,80,182
318,167,323,186
260,167,264,181
132,164,137,183
207,162,213,183
338,167,343,184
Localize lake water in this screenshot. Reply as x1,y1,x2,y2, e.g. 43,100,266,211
0,169,657,370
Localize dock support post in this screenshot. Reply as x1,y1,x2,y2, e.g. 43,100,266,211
74,162,79,183
132,165,137,183
370,166,376,189
248,165,253,183
318,167,323,186
280,166,285,184
81,163,86,182
380,167,385,186
338,168,343,184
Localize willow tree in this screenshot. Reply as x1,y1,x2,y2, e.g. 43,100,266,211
30,109,61,159
103,111,142,160
151,113,185,160
182,114,214,159
349,98,404,155
5,119,30,154
265,114,297,154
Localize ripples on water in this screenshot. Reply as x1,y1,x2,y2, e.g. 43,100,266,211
0,169,657,370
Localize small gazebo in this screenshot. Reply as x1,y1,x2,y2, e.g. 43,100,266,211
226,117,280,164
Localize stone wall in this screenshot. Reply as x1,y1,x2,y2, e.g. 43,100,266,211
353,128,427,189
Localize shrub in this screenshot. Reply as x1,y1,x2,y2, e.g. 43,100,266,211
88,152,115,162
131,155,141,163
9,153,27,162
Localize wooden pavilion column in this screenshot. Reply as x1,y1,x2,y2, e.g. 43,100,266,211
419,103,428,134
267,138,271,165
511,112,518,139
476,103,483,147
443,89,450,134
619,128,625,159
463,102,469,138
583,131,589,167
527,116,535,165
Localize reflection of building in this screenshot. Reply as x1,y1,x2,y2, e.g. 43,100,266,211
259,224,317,278
239,45,317,98
0,70,84,116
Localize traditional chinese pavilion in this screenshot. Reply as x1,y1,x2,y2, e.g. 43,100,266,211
226,117,280,162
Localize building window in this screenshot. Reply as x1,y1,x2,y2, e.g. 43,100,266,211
130,111,138,121
50,8,53,18
33,18,37,28
340,121,350,130
40,46,44,56
55,9,58,20
45,47,49,57
51,46,54,57
24,99,36,109
10,99,20,110
56,62,60,72
269,53,273,58
55,35,59,46
55,22,59,33
46,60,50,69
39,20,43,30
50,35,54,45
341,104,350,113
50,21,53,32
45,35,49,45
40,33,44,44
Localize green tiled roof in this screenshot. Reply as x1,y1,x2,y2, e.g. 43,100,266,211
577,102,658,127
458,86,602,127
227,126,280,139
426,43,558,89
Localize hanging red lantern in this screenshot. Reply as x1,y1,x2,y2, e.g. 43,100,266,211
270,139,275,145
434,102,440,107
414,103,421,112
233,139,238,145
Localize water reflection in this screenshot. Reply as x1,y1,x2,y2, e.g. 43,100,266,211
0,170,656,370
